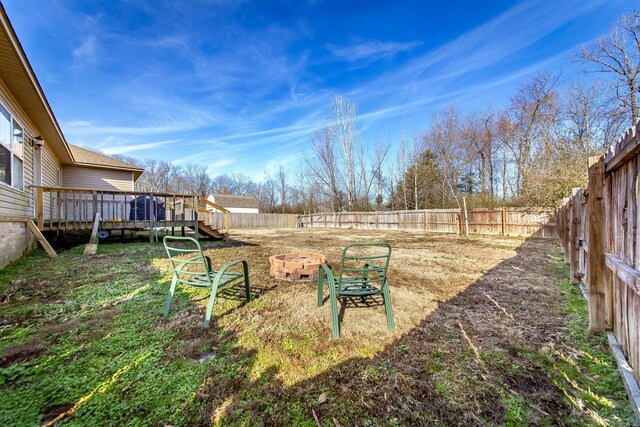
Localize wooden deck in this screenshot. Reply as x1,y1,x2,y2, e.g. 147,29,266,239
33,186,229,240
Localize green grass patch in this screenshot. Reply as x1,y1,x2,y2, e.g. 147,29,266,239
525,251,635,426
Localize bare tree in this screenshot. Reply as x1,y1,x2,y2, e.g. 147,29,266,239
563,79,626,153
276,164,287,213
372,138,390,209
306,126,341,212
329,94,359,209
506,73,559,195
578,10,640,121
257,174,278,213
183,163,211,196
423,105,465,208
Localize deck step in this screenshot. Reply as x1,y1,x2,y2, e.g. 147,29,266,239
189,221,228,240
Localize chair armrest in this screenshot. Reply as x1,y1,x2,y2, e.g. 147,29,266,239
362,261,384,280
363,261,383,271
317,264,336,307
212,259,248,287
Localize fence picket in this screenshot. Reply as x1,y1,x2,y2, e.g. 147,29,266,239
558,121,640,385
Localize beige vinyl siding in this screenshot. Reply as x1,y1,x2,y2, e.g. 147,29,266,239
0,140,34,218
62,166,133,191
42,143,59,187
46,168,133,223
40,143,60,218
0,183,30,217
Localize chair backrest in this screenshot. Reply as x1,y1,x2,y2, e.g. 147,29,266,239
163,236,211,286
337,242,392,288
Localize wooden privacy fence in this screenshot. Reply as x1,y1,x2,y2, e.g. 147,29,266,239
206,212,297,229
297,208,557,238
556,121,640,385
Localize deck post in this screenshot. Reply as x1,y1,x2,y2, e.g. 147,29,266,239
149,193,155,243
193,195,199,240
150,212,155,243
36,186,43,229
92,191,98,221
56,190,61,231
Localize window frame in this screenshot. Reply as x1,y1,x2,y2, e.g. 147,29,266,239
0,100,27,192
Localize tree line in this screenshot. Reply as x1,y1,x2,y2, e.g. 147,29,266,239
112,9,639,212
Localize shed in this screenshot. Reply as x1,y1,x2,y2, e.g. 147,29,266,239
207,194,259,213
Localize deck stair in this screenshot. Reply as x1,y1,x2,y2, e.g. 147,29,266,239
191,221,228,240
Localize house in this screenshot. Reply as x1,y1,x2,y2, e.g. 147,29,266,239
0,4,144,268
206,194,259,213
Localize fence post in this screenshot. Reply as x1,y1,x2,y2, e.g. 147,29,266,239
603,173,614,328
562,197,571,262
462,197,469,238
569,189,582,284
501,207,507,236
587,156,606,332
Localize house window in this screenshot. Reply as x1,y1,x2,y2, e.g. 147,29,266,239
0,103,24,190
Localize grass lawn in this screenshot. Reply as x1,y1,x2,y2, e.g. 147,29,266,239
0,229,635,426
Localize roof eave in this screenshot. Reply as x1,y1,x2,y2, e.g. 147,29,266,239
70,162,145,181
0,4,73,164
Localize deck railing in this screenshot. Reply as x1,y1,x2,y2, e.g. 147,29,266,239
184,196,230,235
32,186,219,234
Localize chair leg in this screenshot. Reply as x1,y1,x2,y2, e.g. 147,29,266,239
330,293,340,339
203,284,220,328
164,274,178,317
382,282,394,333
242,261,251,301
317,272,324,308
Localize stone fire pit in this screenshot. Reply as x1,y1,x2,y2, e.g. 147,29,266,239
269,252,327,282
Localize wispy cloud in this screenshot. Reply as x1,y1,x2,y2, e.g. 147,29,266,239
343,0,612,119
63,120,203,137
101,139,179,155
6,0,625,182
327,40,422,62
209,157,235,169
72,35,97,68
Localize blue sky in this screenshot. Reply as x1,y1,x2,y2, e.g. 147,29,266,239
2,0,633,181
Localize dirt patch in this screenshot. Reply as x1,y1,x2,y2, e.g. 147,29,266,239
0,339,47,367
0,310,117,367
41,403,74,425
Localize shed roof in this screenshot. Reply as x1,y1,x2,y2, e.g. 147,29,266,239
211,194,259,209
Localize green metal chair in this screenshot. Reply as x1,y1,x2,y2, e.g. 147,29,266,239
317,242,394,339
163,236,250,328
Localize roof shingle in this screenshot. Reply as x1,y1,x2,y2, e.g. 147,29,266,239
68,144,144,177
